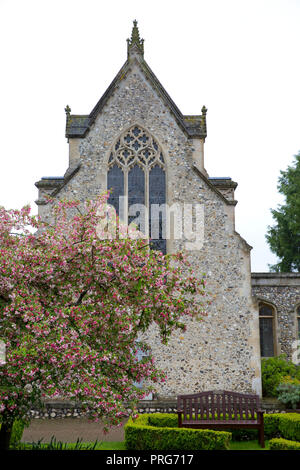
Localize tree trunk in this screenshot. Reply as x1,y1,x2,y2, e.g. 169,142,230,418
0,422,12,450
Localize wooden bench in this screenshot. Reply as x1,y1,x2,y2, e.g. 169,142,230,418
177,390,265,447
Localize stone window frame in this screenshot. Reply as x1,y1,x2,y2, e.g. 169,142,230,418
105,123,170,252
258,299,278,358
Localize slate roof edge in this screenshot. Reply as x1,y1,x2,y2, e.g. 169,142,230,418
192,164,237,206
50,164,81,198
35,165,81,205
66,57,207,140
209,177,238,189
88,60,131,124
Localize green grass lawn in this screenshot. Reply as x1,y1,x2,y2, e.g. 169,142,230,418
17,439,269,450
99,440,270,450
14,440,126,450
230,440,270,450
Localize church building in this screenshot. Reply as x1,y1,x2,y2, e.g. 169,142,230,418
35,22,300,399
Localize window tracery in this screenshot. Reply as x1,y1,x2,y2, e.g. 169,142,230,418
107,125,166,254
108,125,165,169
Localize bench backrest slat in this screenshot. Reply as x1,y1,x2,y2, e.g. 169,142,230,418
200,396,204,419
250,397,255,419
177,390,261,423
190,397,193,421
183,397,187,421
194,397,199,420
204,394,209,419
245,397,249,419
210,393,214,419
222,392,227,419
216,393,221,419
233,393,238,420
238,397,243,419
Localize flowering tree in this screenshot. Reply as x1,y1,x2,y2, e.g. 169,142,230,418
0,195,206,449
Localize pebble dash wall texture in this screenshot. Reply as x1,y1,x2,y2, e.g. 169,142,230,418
35,33,263,397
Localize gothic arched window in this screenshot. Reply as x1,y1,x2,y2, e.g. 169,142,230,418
259,302,276,357
107,125,166,254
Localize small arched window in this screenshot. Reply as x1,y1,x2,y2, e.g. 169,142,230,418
107,125,166,254
259,302,276,357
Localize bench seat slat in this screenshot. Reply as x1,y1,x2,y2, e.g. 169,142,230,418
182,420,259,425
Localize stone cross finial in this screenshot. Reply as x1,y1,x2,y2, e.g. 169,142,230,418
131,20,141,44
65,105,71,116
201,106,207,133
127,20,144,58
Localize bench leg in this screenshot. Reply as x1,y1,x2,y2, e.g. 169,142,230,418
258,426,265,448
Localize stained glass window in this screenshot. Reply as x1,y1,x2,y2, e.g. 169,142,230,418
149,165,166,254
107,125,166,254
128,165,145,232
107,164,124,216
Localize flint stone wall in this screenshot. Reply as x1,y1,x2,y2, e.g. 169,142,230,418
36,63,262,397
252,273,300,360
28,398,289,419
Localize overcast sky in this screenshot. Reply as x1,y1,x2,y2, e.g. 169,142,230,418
0,0,299,272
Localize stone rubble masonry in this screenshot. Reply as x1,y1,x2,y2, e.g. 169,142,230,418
35,48,266,399
28,398,288,419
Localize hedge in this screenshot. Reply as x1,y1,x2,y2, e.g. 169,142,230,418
227,413,300,442
146,413,278,442
0,420,25,448
275,413,300,442
147,413,266,441
148,413,177,428
124,414,232,450
269,438,300,450
126,412,300,448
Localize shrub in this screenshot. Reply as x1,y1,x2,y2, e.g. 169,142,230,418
149,413,264,442
261,355,300,397
145,412,281,442
10,420,25,447
0,420,25,448
269,438,300,450
125,412,300,449
281,375,300,386
124,414,231,450
264,414,281,438
148,413,177,428
276,413,300,441
277,383,300,409
149,413,258,442
263,413,300,441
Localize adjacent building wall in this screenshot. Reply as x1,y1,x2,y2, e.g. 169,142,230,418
252,273,300,361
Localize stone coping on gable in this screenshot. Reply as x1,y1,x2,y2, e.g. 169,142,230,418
251,272,300,287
